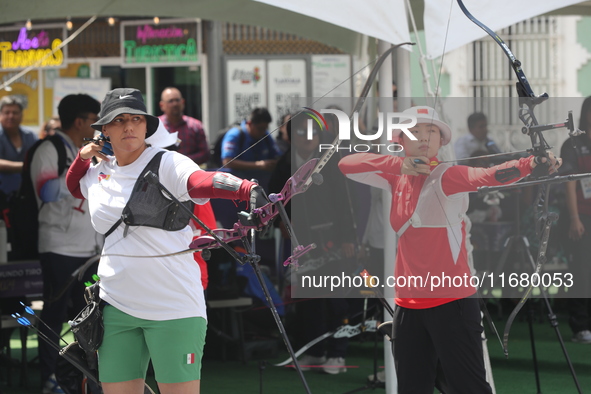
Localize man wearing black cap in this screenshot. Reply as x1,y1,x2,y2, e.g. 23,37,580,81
32,94,102,394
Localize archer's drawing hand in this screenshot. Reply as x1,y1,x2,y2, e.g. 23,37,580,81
402,157,430,176
530,151,561,174
80,137,110,162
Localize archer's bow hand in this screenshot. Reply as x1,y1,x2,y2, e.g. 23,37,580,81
530,151,562,176
250,185,269,209
238,185,272,231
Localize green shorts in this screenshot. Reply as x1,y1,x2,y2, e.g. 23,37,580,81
98,305,207,383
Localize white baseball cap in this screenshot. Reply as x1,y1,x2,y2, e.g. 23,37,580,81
393,106,452,145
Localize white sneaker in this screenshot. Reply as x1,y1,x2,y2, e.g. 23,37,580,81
367,370,386,383
42,374,65,394
322,357,346,375
572,330,591,344
296,354,326,371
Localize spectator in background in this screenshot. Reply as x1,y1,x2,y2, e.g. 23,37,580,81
221,107,280,192
454,112,502,161
269,113,356,374
39,116,61,139
32,94,102,394
0,96,38,196
159,87,209,165
275,113,291,154
559,96,591,344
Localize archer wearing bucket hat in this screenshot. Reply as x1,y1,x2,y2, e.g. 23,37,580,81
91,88,159,138
392,105,452,145
67,86,267,391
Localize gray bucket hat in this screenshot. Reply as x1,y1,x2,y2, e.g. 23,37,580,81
91,88,159,137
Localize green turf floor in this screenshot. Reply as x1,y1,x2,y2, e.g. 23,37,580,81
1,305,590,393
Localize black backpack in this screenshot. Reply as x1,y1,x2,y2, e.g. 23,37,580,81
7,134,67,260
208,123,241,169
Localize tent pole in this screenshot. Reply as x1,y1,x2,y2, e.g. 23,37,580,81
377,38,398,394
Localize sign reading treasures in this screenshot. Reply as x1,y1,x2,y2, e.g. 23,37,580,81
121,19,201,66
0,25,66,70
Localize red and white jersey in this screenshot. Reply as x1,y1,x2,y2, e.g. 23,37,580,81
339,153,532,309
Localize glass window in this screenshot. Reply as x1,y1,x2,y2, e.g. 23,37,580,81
152,66,202,120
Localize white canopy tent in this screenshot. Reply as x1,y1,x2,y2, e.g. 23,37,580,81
1,0,588,58
2,2,589,393
424,0,587,59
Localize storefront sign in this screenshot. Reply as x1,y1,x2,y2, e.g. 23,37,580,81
121,19,201,66
0,26,65,70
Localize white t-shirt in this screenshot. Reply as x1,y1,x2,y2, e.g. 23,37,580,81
80,147,209,321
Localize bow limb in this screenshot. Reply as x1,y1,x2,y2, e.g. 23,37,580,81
456,0,535,99
456,0,557,177
274,330,334,367
273,308,377,367
273,322,379,367
501,196,556,356
302,42,414,191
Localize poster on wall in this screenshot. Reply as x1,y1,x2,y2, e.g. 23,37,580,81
53,78,111,116
226,59,267,125
43,63,91,120
311,55,352,97
0,70,41,126
121,19,201,67
267,59,306,128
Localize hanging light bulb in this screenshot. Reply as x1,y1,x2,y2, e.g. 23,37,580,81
25,19,32,30
66,18,73,31
153,16,160,25
107,17,115,26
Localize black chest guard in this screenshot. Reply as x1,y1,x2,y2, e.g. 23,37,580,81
105,151,194,237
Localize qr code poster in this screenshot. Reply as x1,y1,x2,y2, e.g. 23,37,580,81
226,59,267,124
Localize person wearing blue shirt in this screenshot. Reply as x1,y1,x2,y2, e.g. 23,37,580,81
0,96,38,196
221,107,280,191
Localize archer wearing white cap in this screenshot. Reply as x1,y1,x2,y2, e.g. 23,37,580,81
339,106,561,393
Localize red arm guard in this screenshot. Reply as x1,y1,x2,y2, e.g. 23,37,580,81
66,152,91,199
